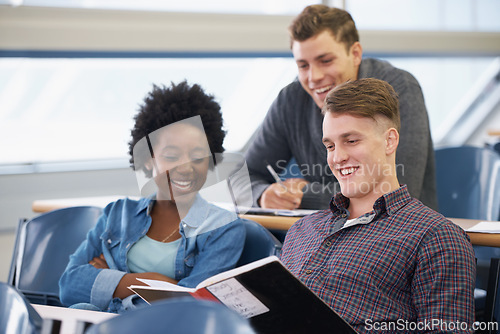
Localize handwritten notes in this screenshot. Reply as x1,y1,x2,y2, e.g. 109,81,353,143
206,278,269,318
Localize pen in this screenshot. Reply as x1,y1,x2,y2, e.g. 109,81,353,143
265,161,288,192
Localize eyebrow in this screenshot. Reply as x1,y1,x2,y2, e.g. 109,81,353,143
316,53,333,61
340,131,361,138
158,145,180,151
322,131,363,143
296,52,333,64
159,145,208,152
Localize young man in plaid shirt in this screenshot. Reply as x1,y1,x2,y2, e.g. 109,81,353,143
281,78,475,333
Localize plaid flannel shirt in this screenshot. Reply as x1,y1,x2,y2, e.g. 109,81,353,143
281,185,475,333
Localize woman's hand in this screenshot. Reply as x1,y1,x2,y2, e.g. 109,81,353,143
89,254,178,299
89,254,109,269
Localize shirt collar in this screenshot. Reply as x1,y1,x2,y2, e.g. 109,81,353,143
136,194,211,227
181,194,211,228
330,185,412,217
134,196,154,216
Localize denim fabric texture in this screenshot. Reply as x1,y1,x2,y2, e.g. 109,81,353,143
59,194,246,313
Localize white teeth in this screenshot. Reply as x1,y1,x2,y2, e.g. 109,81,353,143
172,180,191,187
315,85,333,94
340,167,356,176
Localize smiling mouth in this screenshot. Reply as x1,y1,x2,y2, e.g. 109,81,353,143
314,85,333,95
338,167,358,176
171,180,194,190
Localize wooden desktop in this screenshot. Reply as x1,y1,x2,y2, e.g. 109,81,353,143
32,196,500,247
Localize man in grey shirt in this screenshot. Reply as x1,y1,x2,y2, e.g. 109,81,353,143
244,5,437,210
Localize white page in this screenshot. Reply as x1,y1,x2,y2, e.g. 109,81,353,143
130,256,280,292
467,221,500,233
132,279,195,292
211,201,317,217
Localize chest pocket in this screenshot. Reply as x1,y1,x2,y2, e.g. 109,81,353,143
99,230,122,270
184,253,196,269
101,230,121,250
183,235,204,270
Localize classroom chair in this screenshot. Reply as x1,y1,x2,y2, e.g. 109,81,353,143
434,145,500,221
85,298,256,334
435,146,500,326
486,140,500,157
237,219,282,267
8,206,102,306
480,258,500,334
0,282,43,334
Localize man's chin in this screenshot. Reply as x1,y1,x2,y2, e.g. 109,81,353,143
314,99,324,110
339,187,364,199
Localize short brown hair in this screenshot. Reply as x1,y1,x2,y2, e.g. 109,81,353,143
322,78,401,131
289,5,359,52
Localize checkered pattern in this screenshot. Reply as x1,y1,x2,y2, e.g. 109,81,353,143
281,185,475,333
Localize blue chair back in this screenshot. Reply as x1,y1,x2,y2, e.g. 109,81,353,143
0,282,43,334
436,146,500,324
8,206,102,306
237,219,282,267
435,146,500,221
482,258,500,333
86,298,256,334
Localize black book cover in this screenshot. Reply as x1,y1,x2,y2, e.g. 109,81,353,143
130,256,357,334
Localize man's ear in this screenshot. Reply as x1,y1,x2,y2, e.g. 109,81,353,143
350,41,363,67
385,128,399,155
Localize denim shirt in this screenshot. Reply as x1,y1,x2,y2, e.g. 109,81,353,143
59,194,246,313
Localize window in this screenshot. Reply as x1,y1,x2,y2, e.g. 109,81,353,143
381,56,498,136
347,0,500,32
0,57,297,165
1,0,498,172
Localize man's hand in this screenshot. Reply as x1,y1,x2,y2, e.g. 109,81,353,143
259,178,309,209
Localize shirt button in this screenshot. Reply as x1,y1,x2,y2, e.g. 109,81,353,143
341,214,347,218
107,239,112,244
325,241,332,247
305,269,312,275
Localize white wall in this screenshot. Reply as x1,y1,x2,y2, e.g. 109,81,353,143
1,6,499,56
